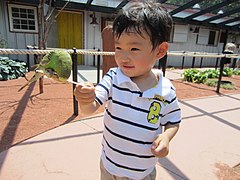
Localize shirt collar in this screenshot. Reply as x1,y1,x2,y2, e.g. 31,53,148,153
116,68,169,98
142,70,170,98
116,68,132,85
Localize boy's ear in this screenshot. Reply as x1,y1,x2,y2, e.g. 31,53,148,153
156,42,168,59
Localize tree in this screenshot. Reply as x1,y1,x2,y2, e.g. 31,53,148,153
37,0,68,93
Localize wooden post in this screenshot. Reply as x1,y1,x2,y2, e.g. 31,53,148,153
215,58,219,70
191,57,196,68
200,57,203,68
158,54,167,77
72,48,78,115
97,49,101,84
93,47,96,66
26,46,30,71
216,58,225,93
181,56,185,69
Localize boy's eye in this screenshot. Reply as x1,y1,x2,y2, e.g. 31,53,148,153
131,48,140,51
115,47,121,50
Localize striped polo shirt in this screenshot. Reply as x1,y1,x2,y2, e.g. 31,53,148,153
95,67,181,179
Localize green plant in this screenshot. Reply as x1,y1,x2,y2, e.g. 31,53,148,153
0,56,27,81
182,68,240,83
202,69,219,78
205,79,236,90
182,69,208,83
222,68,233,77
232,68,240,75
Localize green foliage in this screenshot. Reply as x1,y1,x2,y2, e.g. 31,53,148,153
205,79,236,90
0,56,27,81
202,69,219,79
182,68,240,90
222,68,233,77
182,68,240,83
222,68,240,76
232,69,240,75
182,68,208,83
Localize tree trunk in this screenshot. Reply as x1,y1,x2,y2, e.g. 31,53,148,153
38,0,45,94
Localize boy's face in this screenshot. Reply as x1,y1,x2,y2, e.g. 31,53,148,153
114,30,166,79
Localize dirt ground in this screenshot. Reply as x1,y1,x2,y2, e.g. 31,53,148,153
1,71,240,152
0,70,240,178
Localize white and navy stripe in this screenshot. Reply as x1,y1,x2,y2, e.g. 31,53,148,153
95,68,181,179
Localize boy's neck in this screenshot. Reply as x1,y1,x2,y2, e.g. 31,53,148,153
131,70,158,92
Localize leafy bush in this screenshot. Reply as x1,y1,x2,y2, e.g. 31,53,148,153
232,69,240,75
0,56,27,81
222,68,233,77
222,68,240,76
182,69,208,83
205,79,236,90
182,68,240,83
182,68,240,90
203,69,219,78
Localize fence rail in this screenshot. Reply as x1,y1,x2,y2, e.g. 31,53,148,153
0,48,239,58
1,48,239,115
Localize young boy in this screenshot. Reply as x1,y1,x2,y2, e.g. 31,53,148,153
74,1,181,179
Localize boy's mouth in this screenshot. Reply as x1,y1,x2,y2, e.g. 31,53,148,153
122,65,134,69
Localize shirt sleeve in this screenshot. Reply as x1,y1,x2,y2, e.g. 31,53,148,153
95,68,115,105
160,80,182,126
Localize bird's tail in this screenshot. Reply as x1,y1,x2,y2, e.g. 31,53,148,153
18,71,44,92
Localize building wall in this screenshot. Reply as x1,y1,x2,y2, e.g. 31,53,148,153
46,10,103,66
168,25,225,68
0,1,239,68
0,1,38,66
83,11,103,66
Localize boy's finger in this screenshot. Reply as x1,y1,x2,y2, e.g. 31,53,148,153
154,141,165,152
69,80,94,87
75,83,95,91
151,141,158,150
84,81,94,87
151,135,163,150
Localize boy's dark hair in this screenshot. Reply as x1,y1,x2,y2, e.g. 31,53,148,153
112,1,173,50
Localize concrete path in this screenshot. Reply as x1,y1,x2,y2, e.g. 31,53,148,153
0,93,239,180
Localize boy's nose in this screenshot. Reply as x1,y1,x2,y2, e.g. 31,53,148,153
118,51,130,62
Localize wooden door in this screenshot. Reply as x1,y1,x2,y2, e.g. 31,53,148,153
57,12,83,64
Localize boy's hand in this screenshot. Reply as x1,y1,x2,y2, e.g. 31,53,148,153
74,82,99,115
151,124,179,158
151,133,170,158
74,82,96,105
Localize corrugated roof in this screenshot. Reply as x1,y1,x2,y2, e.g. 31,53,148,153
12,0,240,31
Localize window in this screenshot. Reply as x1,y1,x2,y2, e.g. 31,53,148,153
8,4,38,33
208,30,217,45
197,28,219,46
220,31,227,43
173,24,188,42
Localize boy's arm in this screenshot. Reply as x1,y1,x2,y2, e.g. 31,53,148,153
74,83,100,115
151,123,179,158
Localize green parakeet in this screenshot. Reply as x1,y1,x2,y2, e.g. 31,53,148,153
18,50,72,91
